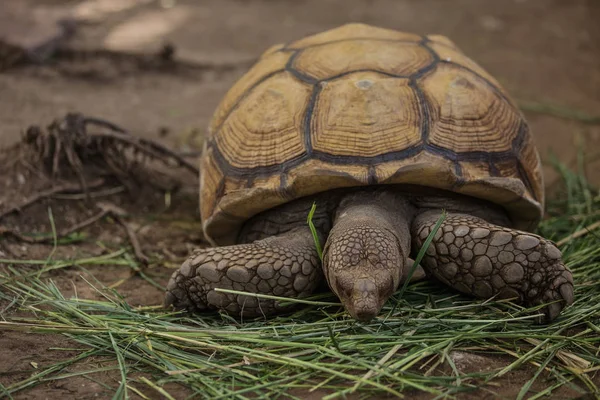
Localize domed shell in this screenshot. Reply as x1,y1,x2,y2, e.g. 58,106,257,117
201,23,544,245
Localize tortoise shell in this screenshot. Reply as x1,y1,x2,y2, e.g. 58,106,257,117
200,23,544,245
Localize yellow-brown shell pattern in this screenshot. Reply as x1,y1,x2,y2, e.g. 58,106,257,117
201,23,544,245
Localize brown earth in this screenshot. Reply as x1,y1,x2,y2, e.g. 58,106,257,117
0,0,599,399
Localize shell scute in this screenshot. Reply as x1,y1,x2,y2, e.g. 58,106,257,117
201,24,543,245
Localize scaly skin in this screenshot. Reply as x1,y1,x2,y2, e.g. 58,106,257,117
411,210,574,322
322,191,412,321
165,189,575,322
165,227,323,317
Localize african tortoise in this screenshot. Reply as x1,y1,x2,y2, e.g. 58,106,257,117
165,23,574,322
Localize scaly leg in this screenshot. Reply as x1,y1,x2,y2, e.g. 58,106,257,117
165,227,323,317
411,210,574,322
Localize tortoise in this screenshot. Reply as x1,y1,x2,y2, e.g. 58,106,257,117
165,23,574,322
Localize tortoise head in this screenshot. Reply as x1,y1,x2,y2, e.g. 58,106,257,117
323,222,405,322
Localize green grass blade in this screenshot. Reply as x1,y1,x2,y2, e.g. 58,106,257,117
307,202,323,260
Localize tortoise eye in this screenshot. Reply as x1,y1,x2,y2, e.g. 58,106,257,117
380,277,395,299
335,279,353,298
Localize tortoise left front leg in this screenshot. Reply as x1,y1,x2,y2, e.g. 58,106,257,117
411,210,574,322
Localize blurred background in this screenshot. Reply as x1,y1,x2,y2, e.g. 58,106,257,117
0,0,599,189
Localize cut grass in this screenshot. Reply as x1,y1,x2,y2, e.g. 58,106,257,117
1,165,599,399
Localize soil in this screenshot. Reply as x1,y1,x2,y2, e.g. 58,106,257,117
0,0,599,399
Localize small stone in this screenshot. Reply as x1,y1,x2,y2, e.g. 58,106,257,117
546,245,562,260
514,235,540,250
454,226,470,237
473,281,493,298
501,263,524,283
474,243,488,255
198,263,220,282
498,251,514,264
490,231,512,246
443,232,456,244
227,266,251,283
442,262,458,278
473,256,493,276
460,248,474,261
257,264,275,279
472,228,490,239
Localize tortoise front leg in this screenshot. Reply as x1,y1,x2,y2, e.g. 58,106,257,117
411,210,574,322
165,227,323,318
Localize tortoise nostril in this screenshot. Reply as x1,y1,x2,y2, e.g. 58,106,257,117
355,278,376,293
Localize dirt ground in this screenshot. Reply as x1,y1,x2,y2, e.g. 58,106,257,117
0,0,599,399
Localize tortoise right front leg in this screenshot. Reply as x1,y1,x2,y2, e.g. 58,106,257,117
411,211,574,322
165,227,323,317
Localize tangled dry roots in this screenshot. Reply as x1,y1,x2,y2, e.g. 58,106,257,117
16,113,198,195
0,113,200,262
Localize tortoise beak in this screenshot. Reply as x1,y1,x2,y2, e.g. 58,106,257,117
346,278,382,322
